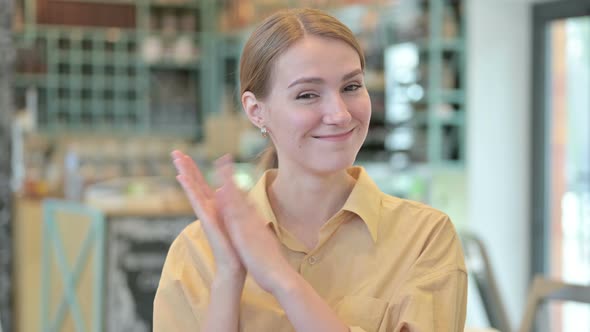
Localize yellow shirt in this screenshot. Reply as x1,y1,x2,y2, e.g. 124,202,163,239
154,166,467,332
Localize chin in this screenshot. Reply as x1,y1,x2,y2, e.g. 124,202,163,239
305,152,358,175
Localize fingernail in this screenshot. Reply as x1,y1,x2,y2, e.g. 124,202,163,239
171,150,183,159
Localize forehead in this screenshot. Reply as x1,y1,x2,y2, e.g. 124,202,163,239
271,35,362,83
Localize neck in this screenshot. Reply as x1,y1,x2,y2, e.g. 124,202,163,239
268,165,356,229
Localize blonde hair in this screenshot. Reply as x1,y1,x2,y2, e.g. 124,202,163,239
239,8,365,170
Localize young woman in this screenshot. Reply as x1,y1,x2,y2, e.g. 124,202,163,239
154,8,467,332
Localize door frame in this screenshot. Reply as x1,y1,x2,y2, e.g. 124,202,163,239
531,0,590,278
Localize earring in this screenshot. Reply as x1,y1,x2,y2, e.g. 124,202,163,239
260,126,268,138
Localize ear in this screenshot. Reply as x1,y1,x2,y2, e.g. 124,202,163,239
241,91,266,128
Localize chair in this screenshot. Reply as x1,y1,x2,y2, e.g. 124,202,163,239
518,276,590,332
41,199,106,332
461,232,512,332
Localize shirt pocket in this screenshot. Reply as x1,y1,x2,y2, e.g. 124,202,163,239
335,295,389,332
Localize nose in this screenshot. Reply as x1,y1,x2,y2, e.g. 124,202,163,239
323,94,352,125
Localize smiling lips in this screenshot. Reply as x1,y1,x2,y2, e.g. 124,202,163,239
313,128,355,141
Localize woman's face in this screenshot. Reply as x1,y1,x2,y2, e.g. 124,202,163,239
260,35,371,174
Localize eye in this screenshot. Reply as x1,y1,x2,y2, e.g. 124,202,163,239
296,92,319,100
343,83,362,92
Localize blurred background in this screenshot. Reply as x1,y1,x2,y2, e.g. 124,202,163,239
0,0,588,331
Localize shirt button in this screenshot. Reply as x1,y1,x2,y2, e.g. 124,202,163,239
307,256,317,265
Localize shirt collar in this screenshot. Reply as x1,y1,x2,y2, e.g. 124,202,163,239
247,166,382,242
247,169,280,231
341,166,381,242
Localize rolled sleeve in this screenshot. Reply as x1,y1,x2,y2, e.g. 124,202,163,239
390,268,468,332
388,218,468,332
154,274,201,331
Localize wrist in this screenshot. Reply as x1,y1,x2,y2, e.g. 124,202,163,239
270,268,303,299
215,265,246,284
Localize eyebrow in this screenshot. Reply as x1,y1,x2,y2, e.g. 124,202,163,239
287,68,363,88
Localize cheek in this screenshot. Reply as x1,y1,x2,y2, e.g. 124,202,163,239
282,108,322,133
350,95,372,124
269,107,320,150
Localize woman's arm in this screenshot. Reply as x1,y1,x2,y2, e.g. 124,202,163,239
201,269,245,332
171,151,246,331
153,222,246,332
272,272,349,332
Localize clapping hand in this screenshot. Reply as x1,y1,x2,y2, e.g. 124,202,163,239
173,151,293,293
172,150,244,277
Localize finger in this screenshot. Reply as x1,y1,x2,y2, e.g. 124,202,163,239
172,153,197,183
184,155,214,199
176,174,204,208
177,174,230,246
214,155,242,196
176,174,224,223
214,156,247,208
171,149,184,160
171,150,191,179
171,151,212,200
176,174,209,218
172,151,214,200
214,158,257,224
171,150,192,177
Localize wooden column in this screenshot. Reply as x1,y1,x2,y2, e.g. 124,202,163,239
0,0,14,330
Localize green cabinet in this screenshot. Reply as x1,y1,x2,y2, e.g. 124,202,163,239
15,29,149,133
379,0,466,213
13,0,222,138
384,0,466,168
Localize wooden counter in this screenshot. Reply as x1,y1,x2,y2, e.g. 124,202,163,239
13,196,194,332
13,197,43,332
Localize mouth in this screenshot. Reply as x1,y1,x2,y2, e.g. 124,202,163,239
312,128,355,141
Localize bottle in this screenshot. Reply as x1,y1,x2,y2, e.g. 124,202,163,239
64,147,84,201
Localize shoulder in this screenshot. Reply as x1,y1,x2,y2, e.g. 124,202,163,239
171,220,214,258
155,221,211,327
353,166,450,230
167,220,205,256
161,220,214,279
380,194,452,229
351,166,456,242
378,194,460,253
378,194,465,272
